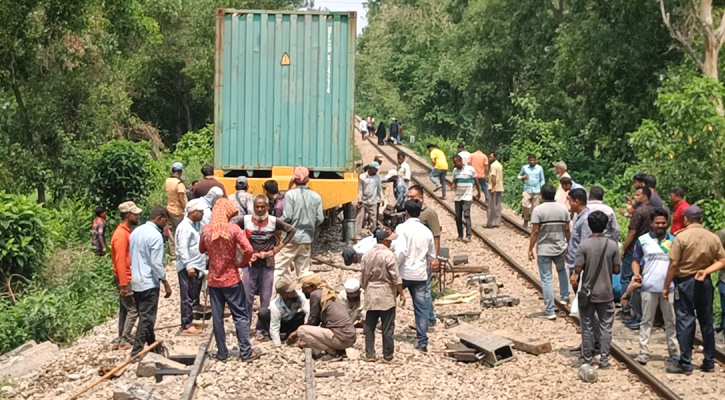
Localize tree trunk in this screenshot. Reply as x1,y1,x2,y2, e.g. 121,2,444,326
37,182,46,204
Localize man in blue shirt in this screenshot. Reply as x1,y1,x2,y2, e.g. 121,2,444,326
130,206,172,356
518,154,545,227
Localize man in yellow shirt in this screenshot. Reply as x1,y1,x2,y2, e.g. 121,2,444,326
486,152,504,228
427,144,449,199
165,162,187,262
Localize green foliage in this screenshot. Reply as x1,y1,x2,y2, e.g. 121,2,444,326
697,198,725,232
629,70,725,202
0,248,117,353
45,199,95,249
0,193,48,281
89,140,154,210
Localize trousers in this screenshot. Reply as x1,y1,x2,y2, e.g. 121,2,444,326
115,277,138,344
178,270,202,330
476,178,490,203
167,213,183,262
356,203,379,234
521,192,540,222
674,275,715,370
430,169,447,197
297,325,356,352
257,308,306,337
241,262,275,331
537,252,569,315
455,200,472,239
580,301,614,365
487,191,503,227
365,307,396,360
275,243,312,283
639,291,678,356
209,283,252,359
403,279,430,348
132,287,160,356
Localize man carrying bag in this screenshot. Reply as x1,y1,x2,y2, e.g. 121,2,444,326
570,211,621,369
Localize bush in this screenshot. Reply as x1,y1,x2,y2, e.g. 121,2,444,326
697,198,725,232
45,199,95,249
0,193,49,282
89,140,154,210
0,248,117,353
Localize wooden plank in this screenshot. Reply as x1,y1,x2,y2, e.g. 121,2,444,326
180,333,213,400
305,348,315,400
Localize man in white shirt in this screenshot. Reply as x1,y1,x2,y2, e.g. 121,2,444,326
393,199,436,353
357,161,383,234
359,118,368,140
457,144,471,165
452,154,482,242
258,277,310,346
587,186,620,242
397,152,412,184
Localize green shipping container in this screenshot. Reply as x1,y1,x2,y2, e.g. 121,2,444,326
214,9,357,175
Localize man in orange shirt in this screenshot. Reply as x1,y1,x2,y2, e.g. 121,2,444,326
469,146,489,203
110,201,142,350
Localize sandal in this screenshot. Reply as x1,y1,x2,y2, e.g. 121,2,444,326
241,350,262,363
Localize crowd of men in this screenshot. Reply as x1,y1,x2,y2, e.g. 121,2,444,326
100,148,725,375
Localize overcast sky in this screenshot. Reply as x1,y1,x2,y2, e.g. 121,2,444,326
312,0,368,35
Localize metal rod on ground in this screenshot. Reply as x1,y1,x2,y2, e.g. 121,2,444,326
69,341,162,400
311,257,361,272
305,348,315,400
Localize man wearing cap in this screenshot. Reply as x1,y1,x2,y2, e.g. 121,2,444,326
664,205,725,374
228,176,255,225
338,278,365,327
130,206,173,356
165,162,187,262
297,273,356,360
260,277,310,346
175,199,206,335
394,199,436,353
192,164,227,199
110,201,142,350
383,168,408,212
242,195,296,336
361,226,405,361
278,166,324,279
357,161,383,234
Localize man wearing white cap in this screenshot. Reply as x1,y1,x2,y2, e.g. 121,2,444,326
110,201,142,350
357,161,382,234
165,162,187,262
383,169,408,212
175,199,206,335
229,176,255,225
338,278,365,327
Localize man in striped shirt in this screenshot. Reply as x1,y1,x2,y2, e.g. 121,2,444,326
452,155,481,242
528,183,571,320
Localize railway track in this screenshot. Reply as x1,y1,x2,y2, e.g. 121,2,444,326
365,131,723,400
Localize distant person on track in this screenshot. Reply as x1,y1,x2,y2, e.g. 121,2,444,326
570,211,621,370
360,226,406,362
397,151,411,184
518,154,545,227
452,154,481,242
367,116,375,139
375,121,387,145
664,205,725,374
668,187,689,234
389,117,400,144
241,195,296,337
192,164,227,199
528,183,571,320
338,278,365,327
469,146,490,203
110,201,142,350
296,273,357,361
394,199,436,353
359,118,368,140
264,180,285,219
406,185,441,326
631,208,679,366
92,206,107,256
567,189,592,278
199,198,259,362
554,161,570,206
129,206,173,357
620,186,654,324
175,199,206,336
357,161,383,234
383,168,408,212
457,144,471,166
278,166,324,279
427,144,449,199
259,277,310,347
229,176,255,224
165,162,187,263
587,186,620,242
486,152,504,228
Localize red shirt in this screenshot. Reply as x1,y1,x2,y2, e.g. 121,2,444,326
110,224,132,287
200,223,253,288
671,200,690,234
